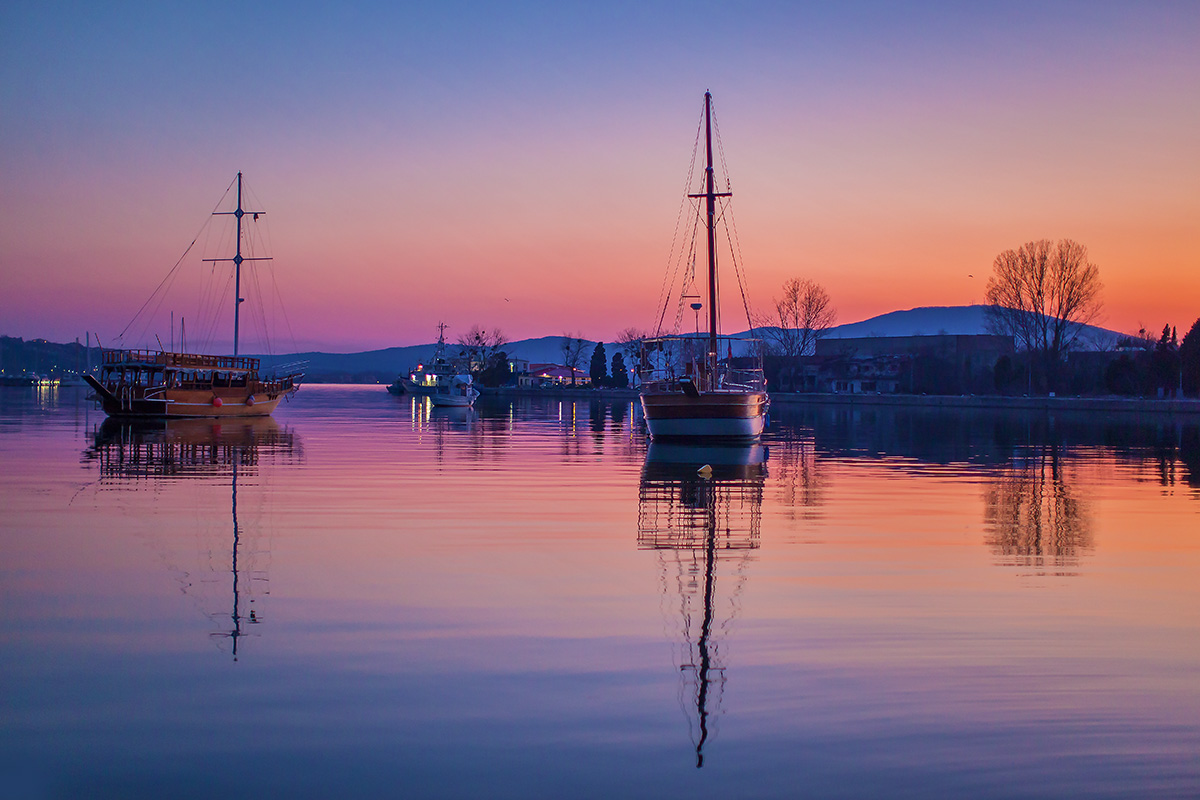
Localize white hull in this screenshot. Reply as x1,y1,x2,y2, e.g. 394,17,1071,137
430,395,474,408
640,389,768,442
644,414,765,440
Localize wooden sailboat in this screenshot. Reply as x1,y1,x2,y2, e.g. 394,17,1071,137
86,173,302,418
639,93,768,440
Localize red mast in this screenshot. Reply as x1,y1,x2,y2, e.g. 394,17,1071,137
689,92,731,386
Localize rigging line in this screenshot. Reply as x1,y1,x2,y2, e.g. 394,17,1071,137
246,189,281,357
248,183,298,357
129,259,188,348
121,176,238,346
659,204,701,336
250,265,272,357
118,220,211,343
720,196,756,330
656,202,692,336
710,99,733,194
195,262,221,350
196,184,248,350
195,262,220,350
710,101,756,334
657,128,700,335
200,270,235,351
653,106,705,334
267,262,300,362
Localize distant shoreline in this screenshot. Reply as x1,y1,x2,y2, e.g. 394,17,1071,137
478,386,1200,416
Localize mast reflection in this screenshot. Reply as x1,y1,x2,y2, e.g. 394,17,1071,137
638,442,766,768
83,417,300,659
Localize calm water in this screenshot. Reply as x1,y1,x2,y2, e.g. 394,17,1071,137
2,385,1199,799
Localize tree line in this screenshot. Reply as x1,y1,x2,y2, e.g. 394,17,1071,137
754,237,1198,398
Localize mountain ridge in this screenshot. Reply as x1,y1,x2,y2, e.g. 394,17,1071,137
254,305,1125,379
1,305,1129,382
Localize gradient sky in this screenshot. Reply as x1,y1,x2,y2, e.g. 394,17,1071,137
1,1,1197,352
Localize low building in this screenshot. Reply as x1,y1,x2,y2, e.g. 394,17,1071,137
520,363,589,388
809,334,1014,394
815,354,907,394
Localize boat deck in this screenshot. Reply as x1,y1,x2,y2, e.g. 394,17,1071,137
103,349,260,373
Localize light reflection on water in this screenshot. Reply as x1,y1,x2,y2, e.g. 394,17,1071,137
1,384,1199,798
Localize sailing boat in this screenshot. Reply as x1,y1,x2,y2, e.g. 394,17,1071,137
639,93,768,441
85,173,303,418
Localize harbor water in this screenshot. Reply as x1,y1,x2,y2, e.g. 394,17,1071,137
2,384,1198,798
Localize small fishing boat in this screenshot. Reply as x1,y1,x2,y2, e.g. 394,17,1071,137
387,323,457,396
639,92,768,441
85,173,302,418
429,374,479,407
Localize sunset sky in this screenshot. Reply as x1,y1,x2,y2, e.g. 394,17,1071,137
2,1,1197,352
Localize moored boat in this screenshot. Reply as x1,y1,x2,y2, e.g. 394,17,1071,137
87,350,299,417
85,173,302,419
387,323,456,396
428,374,479,407
639,92,768,441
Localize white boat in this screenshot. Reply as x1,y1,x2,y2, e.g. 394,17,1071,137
429,374,479,407
387,323,457,396
639,92,768,441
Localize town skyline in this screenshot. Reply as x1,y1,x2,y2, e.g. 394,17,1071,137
2,2,1197,352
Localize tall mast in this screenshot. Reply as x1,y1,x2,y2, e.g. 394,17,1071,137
704,92,718,363
688,92,731,380
205,172,269,356
234,174,244,356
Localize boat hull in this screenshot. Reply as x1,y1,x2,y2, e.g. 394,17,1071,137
86,376,290,418
97,389,286,418
389,379,442,396
429,394,474,408
640,390,768,441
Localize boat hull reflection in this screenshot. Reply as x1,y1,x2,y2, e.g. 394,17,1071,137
85,417,299,659
638,442,766,767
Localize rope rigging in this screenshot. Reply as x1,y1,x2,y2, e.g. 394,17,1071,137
653,95,758,340
114,174,295,359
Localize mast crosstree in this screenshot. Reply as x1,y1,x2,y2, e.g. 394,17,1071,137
204,172,271,356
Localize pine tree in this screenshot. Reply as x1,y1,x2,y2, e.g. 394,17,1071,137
1180,318,1200,397
610,352,628,388
589,342,608,387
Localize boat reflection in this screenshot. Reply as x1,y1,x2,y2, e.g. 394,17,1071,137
638,442,766,768
83,417,300,659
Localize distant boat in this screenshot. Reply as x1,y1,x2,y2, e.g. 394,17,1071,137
429,374,479,407
86,173,303,418
638,93,768,441
387,322,458,396
0,373,39,387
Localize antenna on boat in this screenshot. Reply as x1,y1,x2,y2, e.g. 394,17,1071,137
204,172,271,356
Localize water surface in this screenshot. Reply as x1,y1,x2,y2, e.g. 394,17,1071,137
2,385,1198,798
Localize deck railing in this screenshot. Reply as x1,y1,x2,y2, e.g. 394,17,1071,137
102,349,260,372
637,335,766,393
